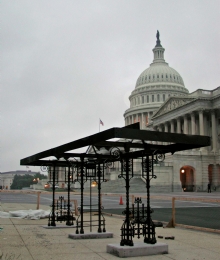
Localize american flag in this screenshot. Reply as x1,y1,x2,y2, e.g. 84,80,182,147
100,119,104,126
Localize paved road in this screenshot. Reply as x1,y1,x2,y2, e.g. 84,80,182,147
1,192,220,209
1,191,220,230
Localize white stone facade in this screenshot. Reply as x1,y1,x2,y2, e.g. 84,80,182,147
124,33,220,192
0,170,37,190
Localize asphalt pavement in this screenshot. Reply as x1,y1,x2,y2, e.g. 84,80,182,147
1,191,220,231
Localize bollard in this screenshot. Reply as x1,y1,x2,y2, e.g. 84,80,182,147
166,197,175,228
74,200,79,216
36,192,41,210
172,197,176,226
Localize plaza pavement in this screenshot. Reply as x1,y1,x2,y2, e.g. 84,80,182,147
0,202,220,260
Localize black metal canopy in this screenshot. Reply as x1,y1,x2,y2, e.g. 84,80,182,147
20,123,210,167
20,123,211,243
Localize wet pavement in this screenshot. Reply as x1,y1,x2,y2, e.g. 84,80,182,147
0,202,220,260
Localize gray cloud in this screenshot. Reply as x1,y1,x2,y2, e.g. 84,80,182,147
1,0,219,172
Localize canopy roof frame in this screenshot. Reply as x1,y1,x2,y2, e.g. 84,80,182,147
20,123,211,167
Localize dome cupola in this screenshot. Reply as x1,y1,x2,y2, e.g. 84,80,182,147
152,30,166,63
124,31,189,129
135,31,186,89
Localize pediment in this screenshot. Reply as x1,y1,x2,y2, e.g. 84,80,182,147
153,97,196,118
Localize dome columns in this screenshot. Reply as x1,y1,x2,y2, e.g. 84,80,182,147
125,111,154,129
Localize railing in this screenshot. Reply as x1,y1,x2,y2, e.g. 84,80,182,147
0,190,42,209
167,196,220,233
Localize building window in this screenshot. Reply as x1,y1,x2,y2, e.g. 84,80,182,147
147,95,149,103
142,96,144,104
166,74,168,78
157,94,160,102
161,74,163,78
152,95,154,102
163,94,165,101
157,75,159,78
149,76,151,79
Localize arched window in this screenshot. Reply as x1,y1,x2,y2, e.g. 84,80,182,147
142,96,144,104
147,95,149,103
157,94,160,102
152,95,154,102
163,94,165,101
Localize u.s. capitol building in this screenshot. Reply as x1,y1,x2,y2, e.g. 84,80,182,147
124,31,220,192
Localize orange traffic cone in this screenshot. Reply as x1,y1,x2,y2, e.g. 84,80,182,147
119,196,124,205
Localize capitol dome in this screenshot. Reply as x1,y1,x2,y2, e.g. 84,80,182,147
124,31,189,129
136,64,185,88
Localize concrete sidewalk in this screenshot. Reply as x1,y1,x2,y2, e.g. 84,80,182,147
0,203,219,260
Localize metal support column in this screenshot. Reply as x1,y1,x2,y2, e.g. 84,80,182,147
80,158,84,234
97,163,102,233
66,166,72,226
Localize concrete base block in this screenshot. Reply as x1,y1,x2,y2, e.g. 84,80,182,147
69,232,113,239
107,242,168,258
42,225,75,229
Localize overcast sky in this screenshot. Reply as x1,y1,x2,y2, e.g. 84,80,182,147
1,0,219,173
